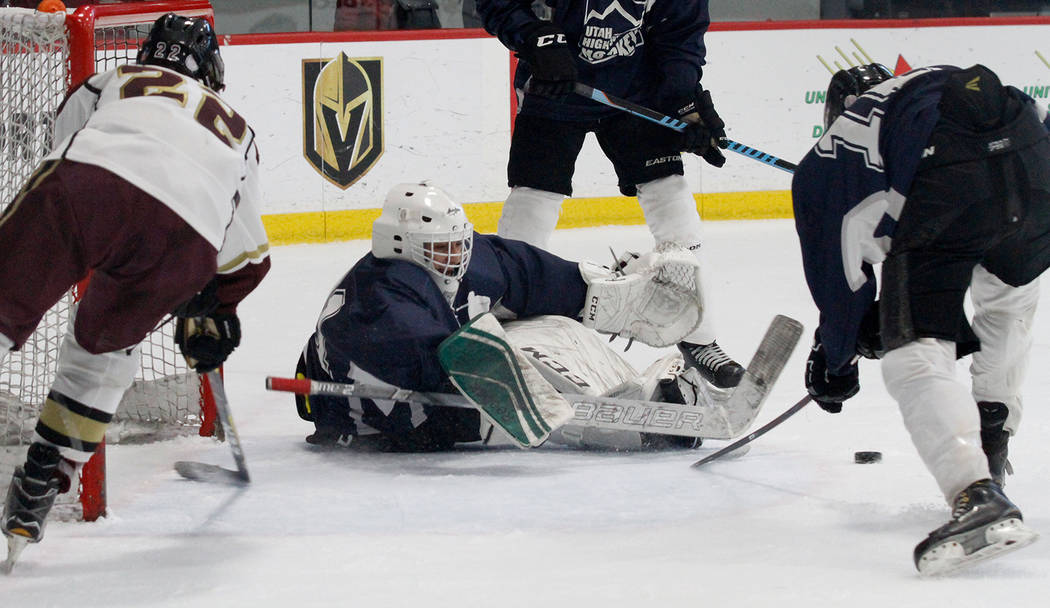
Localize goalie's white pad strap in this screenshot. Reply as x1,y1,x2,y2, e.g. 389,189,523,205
581,245,704,347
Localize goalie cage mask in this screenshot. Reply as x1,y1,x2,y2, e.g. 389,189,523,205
372,184,474,298
824,63,893,130
137,13,226,92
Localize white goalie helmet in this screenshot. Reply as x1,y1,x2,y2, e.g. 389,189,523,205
372,183,474,297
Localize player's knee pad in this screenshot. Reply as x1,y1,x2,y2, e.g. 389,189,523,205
636,174,702,250
496,187,564,249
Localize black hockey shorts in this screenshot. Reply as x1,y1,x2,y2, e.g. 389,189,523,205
879,134,1050,356
507,112,684,197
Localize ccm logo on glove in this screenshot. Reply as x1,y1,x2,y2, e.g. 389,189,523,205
535,32,567,47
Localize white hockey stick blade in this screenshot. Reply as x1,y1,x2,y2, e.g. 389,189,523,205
174,460,250,485
718,314,803,439
3,535,29,574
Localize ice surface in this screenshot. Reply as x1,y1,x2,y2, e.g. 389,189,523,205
1,221,1046,605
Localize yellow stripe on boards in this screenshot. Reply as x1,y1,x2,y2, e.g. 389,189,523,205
261,190,793,245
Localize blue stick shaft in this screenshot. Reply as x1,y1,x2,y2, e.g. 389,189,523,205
573,83,798,174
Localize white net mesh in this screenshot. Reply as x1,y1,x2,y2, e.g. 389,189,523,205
1,7,206,519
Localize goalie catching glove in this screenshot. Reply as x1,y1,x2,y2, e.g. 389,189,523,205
579,243,704,347
175,314,241,373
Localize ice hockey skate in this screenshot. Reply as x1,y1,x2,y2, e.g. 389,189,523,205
678,340,745,389
978,401,1012,487
3,442,64,573
914,479,1039,576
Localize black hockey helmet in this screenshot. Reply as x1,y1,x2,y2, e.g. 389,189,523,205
137,13,225,92
824,63,894,129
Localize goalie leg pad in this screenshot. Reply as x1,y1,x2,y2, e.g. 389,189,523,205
438,313,574,448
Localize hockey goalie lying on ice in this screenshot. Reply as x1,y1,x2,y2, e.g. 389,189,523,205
288,183,779,452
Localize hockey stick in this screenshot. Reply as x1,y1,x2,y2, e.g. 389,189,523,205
573,83,798,174
267,315,800,442
174,370,250,485
691,395,812,468
267,376,727,440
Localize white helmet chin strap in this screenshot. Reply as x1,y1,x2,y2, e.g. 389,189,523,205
435,276,460,305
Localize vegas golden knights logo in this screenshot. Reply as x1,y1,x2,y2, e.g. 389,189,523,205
302,53,383,189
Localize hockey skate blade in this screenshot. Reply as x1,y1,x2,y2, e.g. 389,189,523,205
3,535,29,574
174,461,250,485
916,518,1039,577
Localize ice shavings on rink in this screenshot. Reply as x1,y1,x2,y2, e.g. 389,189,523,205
1,220,1047,606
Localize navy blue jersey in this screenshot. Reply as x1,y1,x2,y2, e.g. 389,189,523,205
300,233,588,437
478,0,709,121
792,66,1050,373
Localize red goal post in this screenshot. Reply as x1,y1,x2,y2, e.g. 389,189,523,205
0,0,217,522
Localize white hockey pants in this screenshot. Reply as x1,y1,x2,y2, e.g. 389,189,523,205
881,266,1039,501
969,266,1038,434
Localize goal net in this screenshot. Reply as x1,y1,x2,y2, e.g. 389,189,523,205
0,1,217,522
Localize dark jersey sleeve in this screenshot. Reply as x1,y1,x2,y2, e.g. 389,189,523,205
464,233,588,319
476,0,543,50
646,0,709,111
792,67,948,373
308,255,461,392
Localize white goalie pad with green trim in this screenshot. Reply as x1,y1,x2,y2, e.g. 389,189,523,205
437,313,574,448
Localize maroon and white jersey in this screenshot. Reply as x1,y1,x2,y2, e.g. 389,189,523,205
46,64,268,273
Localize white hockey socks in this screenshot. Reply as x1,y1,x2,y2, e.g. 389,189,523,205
883,338,990,501
969,266,1038,434
38,330,141,463
496,186,564,249
0,332,12,365
636,175,717,344
637,174,703,251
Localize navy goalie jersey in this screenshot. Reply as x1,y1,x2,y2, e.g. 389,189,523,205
299,233,588,438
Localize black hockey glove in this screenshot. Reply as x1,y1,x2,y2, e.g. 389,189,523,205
694,87,728,167
856,301,885,360
518,22,577,99
175,313,241,373
665,84,727,167
805,333,859,413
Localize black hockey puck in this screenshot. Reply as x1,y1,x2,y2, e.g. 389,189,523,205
854,451,882,464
